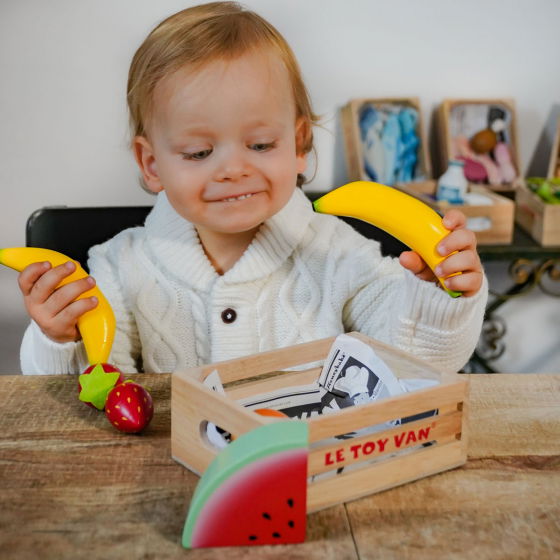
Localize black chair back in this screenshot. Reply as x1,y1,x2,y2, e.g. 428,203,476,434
26,206,153,271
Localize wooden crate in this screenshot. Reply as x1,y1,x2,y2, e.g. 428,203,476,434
515,181,560,246
171,333,468,513
396,182,514,245
437,98,522,193
548,116,560,179
341,98,432,186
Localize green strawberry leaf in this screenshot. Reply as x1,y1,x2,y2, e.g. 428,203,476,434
78,364,121,410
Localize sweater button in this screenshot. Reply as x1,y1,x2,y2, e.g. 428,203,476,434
221,308,237,324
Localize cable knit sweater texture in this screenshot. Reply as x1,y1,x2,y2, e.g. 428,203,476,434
20,188,488,375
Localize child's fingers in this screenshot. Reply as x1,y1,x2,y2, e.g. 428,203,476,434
55,297,99,330
26,261,77,304
434,249,481,279
39,296,99,343
18,261,52,296
399,251,436,281
43,276,96,317
442,271,484,298
437,228,477,257
442,209,467,231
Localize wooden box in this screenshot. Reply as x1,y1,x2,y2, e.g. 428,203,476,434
548,116,560,179
341,98,432,187
436,98,522,193
397,182,515,245
515,181,560,246
171,333,468,513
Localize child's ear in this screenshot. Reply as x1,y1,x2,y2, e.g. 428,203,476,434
295,117,309,174
133,136,164,193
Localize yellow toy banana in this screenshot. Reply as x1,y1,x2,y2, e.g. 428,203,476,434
0,247,116,363
313,181,461,297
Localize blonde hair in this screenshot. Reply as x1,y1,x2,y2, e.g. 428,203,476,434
127,2,318,184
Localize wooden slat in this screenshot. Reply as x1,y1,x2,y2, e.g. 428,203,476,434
307,440,466,512
308,410,462,475
548,116,560,179
171,374,266,475
174,336,334,385
225,367,321,400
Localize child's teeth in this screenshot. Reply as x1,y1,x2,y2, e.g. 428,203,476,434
223,193,253,202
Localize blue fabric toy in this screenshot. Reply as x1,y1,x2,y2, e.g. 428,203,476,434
358,103,420,186
397,108,419,183
359,105,384,182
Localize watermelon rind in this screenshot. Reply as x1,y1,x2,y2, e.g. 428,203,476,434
182,420,308,547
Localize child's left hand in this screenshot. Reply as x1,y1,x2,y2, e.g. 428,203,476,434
398,208,483,297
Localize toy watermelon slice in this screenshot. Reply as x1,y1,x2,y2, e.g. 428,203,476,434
182,420,308,548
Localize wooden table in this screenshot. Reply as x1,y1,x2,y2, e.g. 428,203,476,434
1,373,559,559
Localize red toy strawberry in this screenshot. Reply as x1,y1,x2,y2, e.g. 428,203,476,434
105,380,154,433
78,363,124,410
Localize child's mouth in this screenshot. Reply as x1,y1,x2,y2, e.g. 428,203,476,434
220,193,255,203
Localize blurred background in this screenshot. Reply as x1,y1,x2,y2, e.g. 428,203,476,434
1,0,559,373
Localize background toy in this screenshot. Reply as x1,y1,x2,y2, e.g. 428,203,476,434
526,177,560,204
436,160,468,204
182,420,308,548
359,103,421,185
444,101,519,189
313,181,461,297
469,128,497,154
0,247,116,365
454,135,502,185
105,380,154,433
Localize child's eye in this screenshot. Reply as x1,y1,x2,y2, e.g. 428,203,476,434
182,149,212,161
249,142,275,152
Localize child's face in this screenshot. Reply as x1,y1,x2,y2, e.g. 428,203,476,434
134,50,308,236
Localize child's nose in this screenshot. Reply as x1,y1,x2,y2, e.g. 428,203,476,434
215,146,250,181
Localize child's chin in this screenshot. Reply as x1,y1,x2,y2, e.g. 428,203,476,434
216,212,270,234
218,220,263,234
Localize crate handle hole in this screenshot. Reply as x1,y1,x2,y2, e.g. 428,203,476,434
199,420,230,451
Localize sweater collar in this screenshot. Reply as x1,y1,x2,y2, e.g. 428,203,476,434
144,188,314,289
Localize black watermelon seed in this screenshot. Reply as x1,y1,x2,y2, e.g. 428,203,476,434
287,498,294,508
272,532,281,538
248,535,257,541
262,512,271,520
288,520,295,528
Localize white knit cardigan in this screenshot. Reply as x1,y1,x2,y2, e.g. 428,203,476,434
21,188,488,375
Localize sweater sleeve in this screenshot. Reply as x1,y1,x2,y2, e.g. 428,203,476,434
342,239,488,373
20,320,89,375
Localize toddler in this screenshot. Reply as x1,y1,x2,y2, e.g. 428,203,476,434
19,2,487,375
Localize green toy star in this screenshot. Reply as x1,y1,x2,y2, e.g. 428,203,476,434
78,364,121,410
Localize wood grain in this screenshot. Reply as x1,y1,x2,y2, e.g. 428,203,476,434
1,373,559,559
467,374,560,457
0,373,358,560
346,374,560,560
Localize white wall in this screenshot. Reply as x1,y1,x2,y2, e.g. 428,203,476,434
1,0,559,372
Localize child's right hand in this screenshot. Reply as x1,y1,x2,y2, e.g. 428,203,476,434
18,261,99,344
